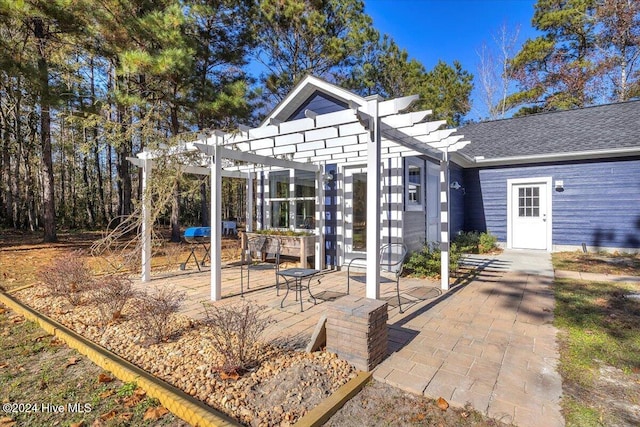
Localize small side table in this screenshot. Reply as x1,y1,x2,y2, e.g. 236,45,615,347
277,268,319,312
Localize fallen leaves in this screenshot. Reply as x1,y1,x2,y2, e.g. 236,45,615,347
123,388,147,407
97,373,113,383
99,409,117,421
65,357,80,368
436,397,449,411
0,417,16,427
143,406,169,421
98,389,115,399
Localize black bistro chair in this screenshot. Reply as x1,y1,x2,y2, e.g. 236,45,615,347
346,243,408,312
240,235,285,296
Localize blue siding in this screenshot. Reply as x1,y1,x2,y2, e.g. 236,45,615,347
463,157,640,250
450,163,465,236
288,91,348,120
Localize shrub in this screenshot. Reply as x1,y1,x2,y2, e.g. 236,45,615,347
478,232,498,254
453,231,480,253
202,300,273,375
404,242,461,278
89,275,137,325
37,251,94,305
136,286,185,344
453,231,499,254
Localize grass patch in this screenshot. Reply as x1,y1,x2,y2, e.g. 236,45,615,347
0,304,186,426
553,278,640,426
553,251,640,276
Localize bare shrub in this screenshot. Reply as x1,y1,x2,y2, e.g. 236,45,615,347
37,251,94,305
136,286,185,344
89,275,137,325
202,300,273,375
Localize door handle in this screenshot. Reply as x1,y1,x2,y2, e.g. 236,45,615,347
542,213,547,222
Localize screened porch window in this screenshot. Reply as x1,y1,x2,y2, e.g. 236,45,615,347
267,170,316,230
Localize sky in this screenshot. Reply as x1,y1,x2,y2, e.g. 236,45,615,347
363,0,540,121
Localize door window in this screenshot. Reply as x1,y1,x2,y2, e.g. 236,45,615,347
518,186,540,217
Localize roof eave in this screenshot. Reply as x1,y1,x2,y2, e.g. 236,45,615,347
461,147,640,167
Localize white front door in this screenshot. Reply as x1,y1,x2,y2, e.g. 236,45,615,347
509,179,551,250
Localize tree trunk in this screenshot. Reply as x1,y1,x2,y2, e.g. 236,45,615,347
116,104,132,219
83,152,96,226
34,18,57,242
170,180,181,242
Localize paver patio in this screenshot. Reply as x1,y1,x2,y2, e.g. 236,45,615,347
135,249,564,427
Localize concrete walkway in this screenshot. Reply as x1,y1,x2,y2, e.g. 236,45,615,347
373,250,564,427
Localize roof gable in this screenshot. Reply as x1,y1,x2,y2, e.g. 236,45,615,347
262,75,366,125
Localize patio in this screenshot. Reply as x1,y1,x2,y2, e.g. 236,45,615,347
133,249,564,427
133,261,443,350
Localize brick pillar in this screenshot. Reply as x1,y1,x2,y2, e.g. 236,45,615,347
326,295,388,371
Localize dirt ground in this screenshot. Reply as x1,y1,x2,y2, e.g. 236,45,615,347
326,380,512,427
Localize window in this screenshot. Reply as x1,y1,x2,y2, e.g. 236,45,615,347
518,186,540,217
405,158,425,211
267,170,316,230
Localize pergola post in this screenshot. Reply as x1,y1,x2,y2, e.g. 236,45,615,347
140,156,152,282
365,97,382,300
315,168,325,270
210,144,222,300
440,150,450,291
246,171,254,233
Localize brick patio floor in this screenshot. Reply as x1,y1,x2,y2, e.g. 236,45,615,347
135,250,564,427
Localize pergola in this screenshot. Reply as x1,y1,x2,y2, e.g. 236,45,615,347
130,91,469,302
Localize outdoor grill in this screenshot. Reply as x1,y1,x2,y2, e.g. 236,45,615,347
180,227,211,271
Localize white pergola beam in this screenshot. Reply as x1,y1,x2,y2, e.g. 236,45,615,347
195,144,320,173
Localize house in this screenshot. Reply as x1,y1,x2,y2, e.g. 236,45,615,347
131,76,639,302
454,102,640,253
255,77,640,261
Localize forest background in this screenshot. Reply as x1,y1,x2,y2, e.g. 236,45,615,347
0,0,638,243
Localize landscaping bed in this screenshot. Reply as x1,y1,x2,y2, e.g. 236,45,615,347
10,286,356,426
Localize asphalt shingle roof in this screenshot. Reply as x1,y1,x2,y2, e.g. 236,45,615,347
456,100,640,160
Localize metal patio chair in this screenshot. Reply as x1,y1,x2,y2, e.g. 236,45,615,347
347,243,408,313
240,235,284,296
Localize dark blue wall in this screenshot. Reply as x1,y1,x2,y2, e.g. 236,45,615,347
463,157,640,250
450,163,466,237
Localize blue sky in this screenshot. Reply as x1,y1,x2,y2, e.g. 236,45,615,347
363,0,540,121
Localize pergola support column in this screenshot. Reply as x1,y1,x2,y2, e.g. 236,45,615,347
315,168,325,270
246,171,254,233
440,150,450,291
210,145,222,300
141,157,153,282
365,97,382,300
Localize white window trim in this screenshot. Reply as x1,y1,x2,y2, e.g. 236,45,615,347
404,157,425,212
